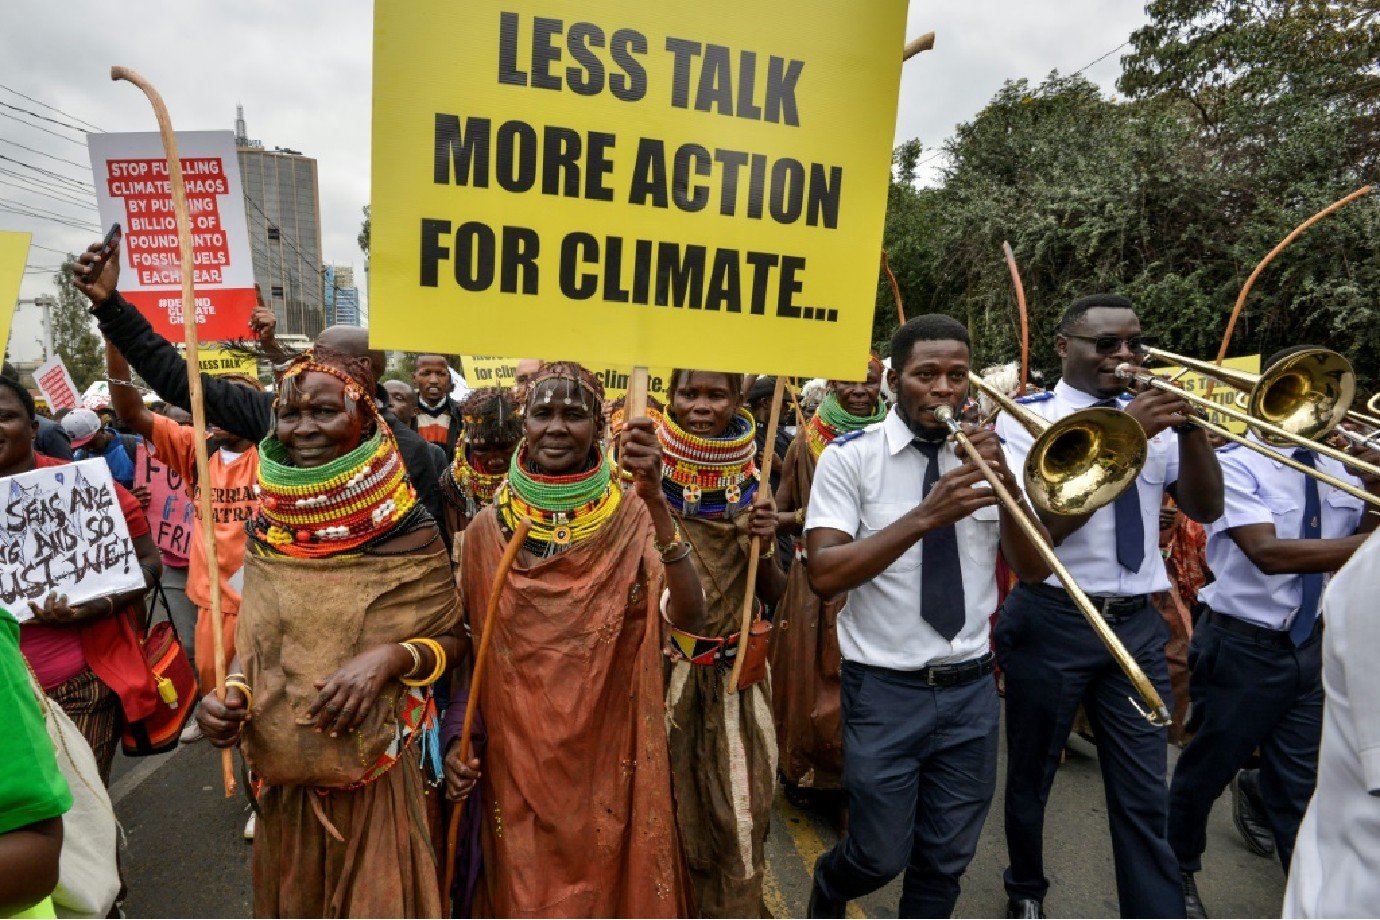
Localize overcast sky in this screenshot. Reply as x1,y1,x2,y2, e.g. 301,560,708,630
1,0,1147,363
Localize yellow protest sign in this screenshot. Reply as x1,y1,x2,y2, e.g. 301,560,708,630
461,355,672,402
0,231,31,360
196,349,259,377
1158,354,1261,434
371,1,906,380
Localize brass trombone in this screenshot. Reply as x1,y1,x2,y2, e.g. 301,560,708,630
1118,348,1380,508
937,377,1171,727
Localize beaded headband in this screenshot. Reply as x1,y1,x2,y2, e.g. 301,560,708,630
526,362,605,415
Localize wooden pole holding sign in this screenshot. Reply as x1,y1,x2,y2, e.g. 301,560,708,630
728,376,786,694
111,66,235,798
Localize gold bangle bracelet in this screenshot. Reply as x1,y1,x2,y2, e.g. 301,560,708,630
399,642,422,678
401,637,447,687
223,679,253,711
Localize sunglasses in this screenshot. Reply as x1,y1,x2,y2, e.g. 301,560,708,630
1063,333,1156,355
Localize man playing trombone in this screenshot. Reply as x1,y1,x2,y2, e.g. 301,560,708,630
997,294,1224,920
1168,346,1380,916
803,315,1051,918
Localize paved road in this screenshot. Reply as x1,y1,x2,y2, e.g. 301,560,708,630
113,725,1286,918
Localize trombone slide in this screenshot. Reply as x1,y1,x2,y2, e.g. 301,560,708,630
1119,363,1380,496
934,406,1172,727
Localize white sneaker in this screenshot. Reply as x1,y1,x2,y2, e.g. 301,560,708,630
243,812,256,841
179,717,204,745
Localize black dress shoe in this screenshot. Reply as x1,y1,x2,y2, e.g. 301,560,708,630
1006,897,1044,919
1181,871,1208,919
1230,769,1276,858
806,860,845,919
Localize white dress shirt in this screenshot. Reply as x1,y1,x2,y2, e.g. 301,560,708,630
1284,532,1380,918
997,379,1180,596
1199,435,1364,629
806,408,1001,670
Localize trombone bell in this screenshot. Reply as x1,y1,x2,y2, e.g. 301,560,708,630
1027,409,1149,515
1248,349,1353,446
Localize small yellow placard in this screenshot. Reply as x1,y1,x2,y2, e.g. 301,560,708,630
0,231,31,360
1158,354,1261,434
461,355,672,403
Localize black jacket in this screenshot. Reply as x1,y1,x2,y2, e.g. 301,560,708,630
91,292,447,537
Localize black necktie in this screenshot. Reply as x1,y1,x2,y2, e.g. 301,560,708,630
1291,448,1323,646
1095,399,1145,573
913,439,965,641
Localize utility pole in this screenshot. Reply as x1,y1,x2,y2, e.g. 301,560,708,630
16,295,56,359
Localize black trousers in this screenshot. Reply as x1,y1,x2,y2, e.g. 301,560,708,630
1167,609,1322,874
996,584,1184,918
815,660,1000,918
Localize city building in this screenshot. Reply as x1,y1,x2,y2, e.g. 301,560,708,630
235,105,326,339
324,264,362,327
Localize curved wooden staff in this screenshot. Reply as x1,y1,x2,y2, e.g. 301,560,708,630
729,376,786,694
442,517,530,903
903,33,936,61
111,66,235,797
1002,240,1030,395
1212,185,1374,389
881,249,907,326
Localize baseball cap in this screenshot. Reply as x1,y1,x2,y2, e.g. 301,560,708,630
62,408,103,448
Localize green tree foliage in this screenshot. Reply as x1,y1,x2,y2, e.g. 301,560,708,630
875,1,1380,389
358,204,371,270
52,260,105,393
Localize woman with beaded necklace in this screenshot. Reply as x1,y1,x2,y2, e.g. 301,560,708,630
657,368,786,918
197,346,460,918
768,361,886,804
442,362,705,917
439,387,522,537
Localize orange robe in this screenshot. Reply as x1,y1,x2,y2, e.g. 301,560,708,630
459,500,693,918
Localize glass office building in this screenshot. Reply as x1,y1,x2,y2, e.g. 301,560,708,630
235,106,326,338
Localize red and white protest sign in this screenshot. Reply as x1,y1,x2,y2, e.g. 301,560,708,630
33,356,79,411
133,442,194,560
88,130,256,341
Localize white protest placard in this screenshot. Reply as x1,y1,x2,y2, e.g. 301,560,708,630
34,356,79,412
88,130,257,341
0,460,145,621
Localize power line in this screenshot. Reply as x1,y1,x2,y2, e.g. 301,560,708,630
0,176,96,210
910,40,1133,174
0,83,104,133
0,153,94,192
0,100,89,135
0,137,91,174
0,166,95,203
27,241,76,257
0,110,86,147
0,196,98,227
0,204,97,231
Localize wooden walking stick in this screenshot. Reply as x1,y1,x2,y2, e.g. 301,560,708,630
881,249,907,327
728,376,786,694
1212,184,1374,394
1002,241,1031,395
903,32,936,61
111,66,235,797
442,516,530,903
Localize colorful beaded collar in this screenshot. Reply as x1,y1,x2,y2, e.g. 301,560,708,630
806,392,887,459
496,441,621,556
446,448,506,515
657,409,758,519
251,360,417,557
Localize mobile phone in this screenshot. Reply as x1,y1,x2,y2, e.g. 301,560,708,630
83,223,122,283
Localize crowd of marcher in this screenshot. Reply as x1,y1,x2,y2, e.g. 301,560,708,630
4,238,1380,920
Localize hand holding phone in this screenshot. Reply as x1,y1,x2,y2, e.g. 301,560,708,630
83,224,122,284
